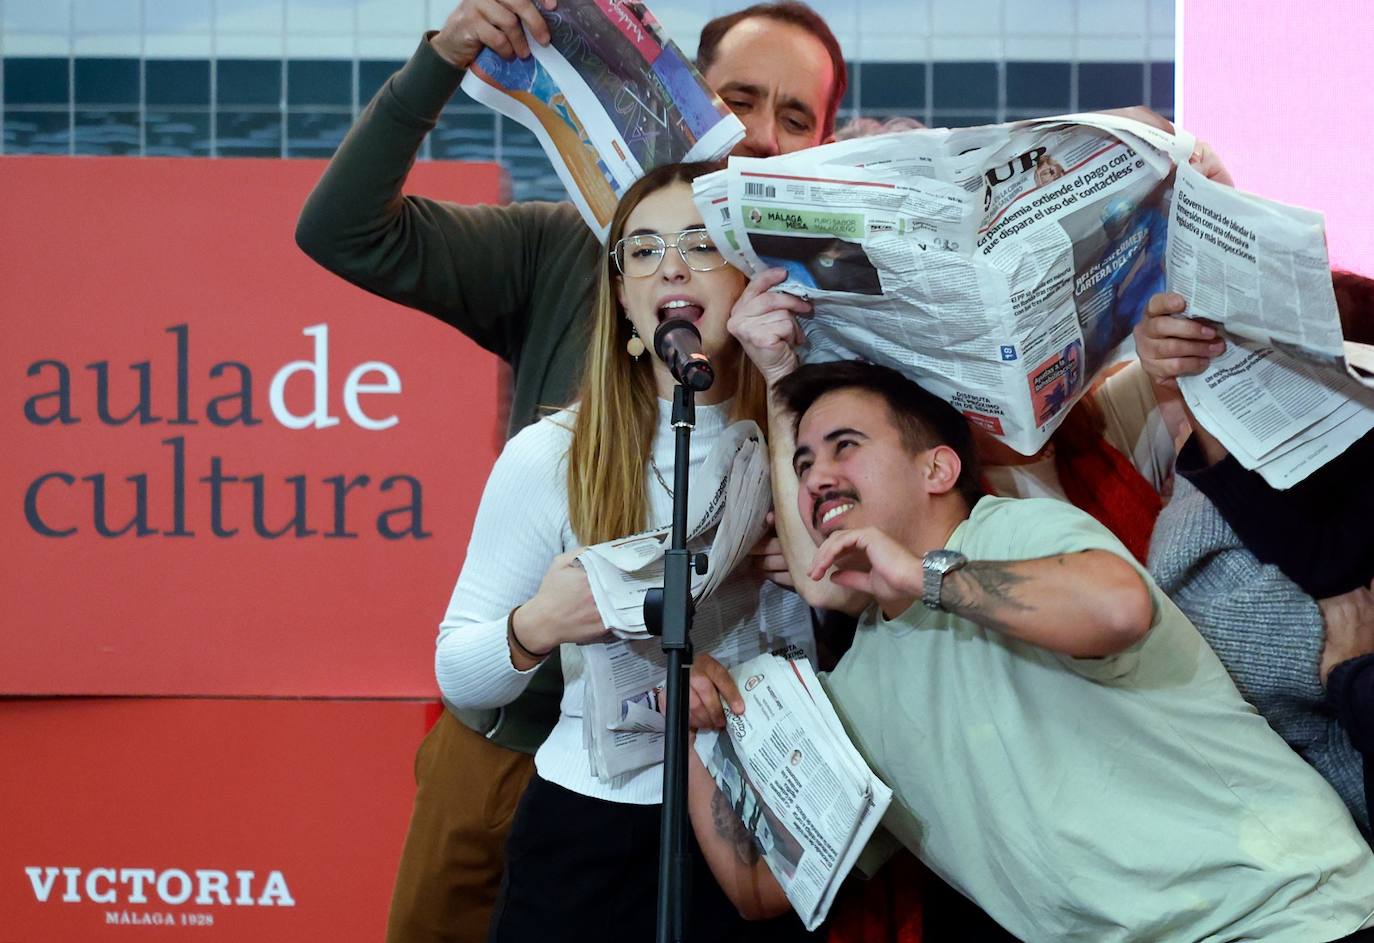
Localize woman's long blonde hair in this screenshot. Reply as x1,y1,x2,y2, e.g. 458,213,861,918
567,162,768,544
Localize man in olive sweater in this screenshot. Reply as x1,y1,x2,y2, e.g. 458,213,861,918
295,2,847,940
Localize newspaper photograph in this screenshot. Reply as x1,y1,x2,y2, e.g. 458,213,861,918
695,653,892,931
1165,163,1374,487
461,0,743,238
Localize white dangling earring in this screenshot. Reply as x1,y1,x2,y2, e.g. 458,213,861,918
626,324,646,360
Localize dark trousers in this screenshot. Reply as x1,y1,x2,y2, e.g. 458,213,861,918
489,774,813,943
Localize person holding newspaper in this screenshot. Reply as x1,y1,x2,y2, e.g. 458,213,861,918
683,306,1374,937
974,135,1235,561
962,139,1226,563
1139,276,1374,835
294,4,847,941
1136,277,1374,600
433,161,819,943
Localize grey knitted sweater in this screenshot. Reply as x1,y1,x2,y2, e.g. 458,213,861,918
1149,476,1369,833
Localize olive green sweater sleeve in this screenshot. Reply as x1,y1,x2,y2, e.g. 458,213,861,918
295,34,600,372
297,36,598,750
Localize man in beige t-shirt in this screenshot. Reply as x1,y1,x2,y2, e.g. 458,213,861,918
684,360,1374,942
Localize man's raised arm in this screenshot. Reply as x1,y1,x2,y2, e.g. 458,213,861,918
728,269,867,614
681,655,791,921
295,0,598,361
812,527,1153,658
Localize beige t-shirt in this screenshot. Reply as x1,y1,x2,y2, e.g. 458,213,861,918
823,496,1374,943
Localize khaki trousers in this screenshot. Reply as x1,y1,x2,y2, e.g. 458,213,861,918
385,711,536,943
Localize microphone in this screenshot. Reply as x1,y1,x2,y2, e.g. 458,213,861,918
653,319,715,392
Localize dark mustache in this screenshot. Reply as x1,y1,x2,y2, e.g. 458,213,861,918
812,489,859,528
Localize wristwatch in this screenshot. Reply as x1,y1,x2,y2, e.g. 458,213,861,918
921,550,968,610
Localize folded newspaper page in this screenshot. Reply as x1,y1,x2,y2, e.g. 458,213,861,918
581,584,814,780
694,113,1196,455
1165,163,1374,487
695,653,892,931
460,0,744,239
577,421,770,640
695,114,1368,484
575,422,814,780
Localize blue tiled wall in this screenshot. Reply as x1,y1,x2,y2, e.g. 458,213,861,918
1,55,1174,202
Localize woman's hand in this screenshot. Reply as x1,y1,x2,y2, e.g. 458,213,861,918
1134,291,1226,388
727,268,813,387
510,550,608,666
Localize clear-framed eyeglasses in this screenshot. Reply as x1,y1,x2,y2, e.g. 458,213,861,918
611,228,729,278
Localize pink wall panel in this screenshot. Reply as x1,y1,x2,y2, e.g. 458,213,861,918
1181,1,1374,271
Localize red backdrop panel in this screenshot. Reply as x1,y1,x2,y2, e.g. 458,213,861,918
0,697,433,941
0,156,504,697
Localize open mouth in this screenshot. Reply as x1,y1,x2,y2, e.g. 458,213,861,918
813,492,859,531
658,298,704,324
820,503,855,525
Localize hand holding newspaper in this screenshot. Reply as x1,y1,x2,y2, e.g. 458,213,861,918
695,653,892,931
460,0,743,239
576,420,772,640
1164,163,1374,488
694,112,1368,486
575,422,816,780
694,113,1195,456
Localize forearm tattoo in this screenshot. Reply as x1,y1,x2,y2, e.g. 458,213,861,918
940,561,1034,634
711,788,760,866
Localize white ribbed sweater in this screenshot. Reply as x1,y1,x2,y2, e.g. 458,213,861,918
435,397,810,805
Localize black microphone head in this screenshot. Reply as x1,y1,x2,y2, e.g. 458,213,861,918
682,358,715,391
653,318,701,360
653,318,715,391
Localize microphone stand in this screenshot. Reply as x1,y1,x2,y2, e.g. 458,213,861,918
644,382,707,943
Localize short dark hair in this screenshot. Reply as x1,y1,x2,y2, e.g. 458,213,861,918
776,360,985,507
696,2,848,140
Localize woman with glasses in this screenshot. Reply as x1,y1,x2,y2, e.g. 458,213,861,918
433,161,814,943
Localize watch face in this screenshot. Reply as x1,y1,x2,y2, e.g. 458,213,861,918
924,550,966,573
922,550,967,609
